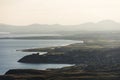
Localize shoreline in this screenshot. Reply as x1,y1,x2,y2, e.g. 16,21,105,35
19,42,83,52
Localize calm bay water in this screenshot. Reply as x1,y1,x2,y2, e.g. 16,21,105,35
0,39,81,74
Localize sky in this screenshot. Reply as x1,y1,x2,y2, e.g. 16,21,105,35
0,0,120,25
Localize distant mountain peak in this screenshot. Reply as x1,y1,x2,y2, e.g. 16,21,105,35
98,20,117,24
29,23,41,26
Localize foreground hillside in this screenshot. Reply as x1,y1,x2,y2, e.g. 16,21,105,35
0,64,120,80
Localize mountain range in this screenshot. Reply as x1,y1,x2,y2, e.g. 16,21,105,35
0,20,120,34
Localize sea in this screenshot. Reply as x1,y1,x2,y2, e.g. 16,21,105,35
0,39,82,74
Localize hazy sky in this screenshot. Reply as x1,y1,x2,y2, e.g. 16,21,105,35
0,0,120,25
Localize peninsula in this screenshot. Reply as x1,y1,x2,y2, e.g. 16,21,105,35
18,40,120,65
